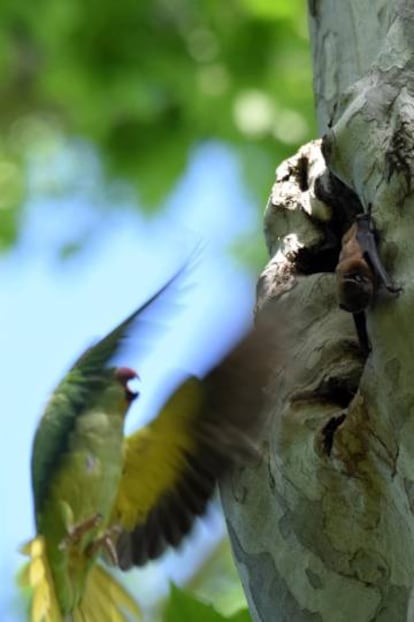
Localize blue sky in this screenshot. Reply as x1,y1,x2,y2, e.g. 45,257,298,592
0,141,262,620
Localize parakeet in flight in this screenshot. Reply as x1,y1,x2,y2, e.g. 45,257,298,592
21,262,278,622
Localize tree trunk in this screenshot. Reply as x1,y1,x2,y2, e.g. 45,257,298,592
221,1,414,620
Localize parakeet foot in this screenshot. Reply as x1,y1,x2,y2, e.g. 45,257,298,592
59,513,103,551
86,525,122,565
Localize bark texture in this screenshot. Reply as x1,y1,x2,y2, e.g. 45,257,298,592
221,2,414,621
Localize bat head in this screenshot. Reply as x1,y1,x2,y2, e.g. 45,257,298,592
336,259,375,313
115,367,140,404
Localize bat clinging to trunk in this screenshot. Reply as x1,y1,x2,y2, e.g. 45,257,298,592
336,210,401,353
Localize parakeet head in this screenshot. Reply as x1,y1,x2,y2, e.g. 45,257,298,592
90,367,139,415
115,367,140,405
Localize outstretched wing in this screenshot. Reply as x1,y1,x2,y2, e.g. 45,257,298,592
71,261,193,376
113,311,278,568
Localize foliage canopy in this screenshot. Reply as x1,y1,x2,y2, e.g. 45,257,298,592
0,0,314,249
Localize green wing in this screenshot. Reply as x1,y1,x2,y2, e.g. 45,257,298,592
70,263,191,375
31,366,103,520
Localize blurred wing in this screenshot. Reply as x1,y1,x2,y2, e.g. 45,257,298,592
114,310,278,568
114,376,209,567
71,258,195,376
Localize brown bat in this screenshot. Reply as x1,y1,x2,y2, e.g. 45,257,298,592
336,211,400,352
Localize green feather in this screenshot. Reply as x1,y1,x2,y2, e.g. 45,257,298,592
31,369,112,517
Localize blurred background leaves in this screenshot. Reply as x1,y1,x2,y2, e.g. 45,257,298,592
0,0,314,251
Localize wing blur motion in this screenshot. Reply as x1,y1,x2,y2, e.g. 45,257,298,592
71,257,196,375
114,305,279,568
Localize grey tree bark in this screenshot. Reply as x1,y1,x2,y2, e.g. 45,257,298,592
221,1,414,621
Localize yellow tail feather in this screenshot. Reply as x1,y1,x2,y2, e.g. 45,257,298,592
20,536,141,622
77,564,141,622
20,537,63,622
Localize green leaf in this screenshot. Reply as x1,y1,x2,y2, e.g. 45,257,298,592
185,536,250,616
164,584,251,622
228,610,252,622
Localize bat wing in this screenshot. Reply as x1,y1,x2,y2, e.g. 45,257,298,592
355,215,400,292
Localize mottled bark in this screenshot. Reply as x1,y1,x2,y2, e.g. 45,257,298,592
222,1,414,621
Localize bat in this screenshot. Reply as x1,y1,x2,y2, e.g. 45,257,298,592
336,209,400,353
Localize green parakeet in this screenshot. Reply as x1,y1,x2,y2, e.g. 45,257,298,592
21,264,279,622
22,268,188,621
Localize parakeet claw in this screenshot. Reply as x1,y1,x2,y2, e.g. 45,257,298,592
58,513,103,551
86,525,122,565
